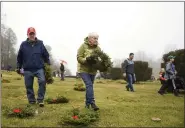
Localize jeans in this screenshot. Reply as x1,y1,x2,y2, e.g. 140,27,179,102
126,74,134,91
24,69,46,103
79,73,95,106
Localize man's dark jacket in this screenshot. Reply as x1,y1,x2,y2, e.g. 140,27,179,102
17,38,50,71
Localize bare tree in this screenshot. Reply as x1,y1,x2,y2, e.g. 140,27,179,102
1,24,17,69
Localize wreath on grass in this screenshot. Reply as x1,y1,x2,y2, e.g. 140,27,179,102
91,49,113,73
44,63,54,84
74,83,86,91
45,96,69,104
59,108,99,126
4,105,35,118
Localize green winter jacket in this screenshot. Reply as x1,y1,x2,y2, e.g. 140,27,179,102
77,37,101,75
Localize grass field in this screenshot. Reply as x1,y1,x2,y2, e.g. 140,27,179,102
1,71,184,127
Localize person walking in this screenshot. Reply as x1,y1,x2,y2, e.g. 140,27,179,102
121,53,136,92
16,27,50,107
60,63,65,81
77,32,101,111
164,55,179,96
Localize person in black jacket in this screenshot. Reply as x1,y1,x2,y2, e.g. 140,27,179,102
121,53,136,92
16,27,50,107
60,63,65,81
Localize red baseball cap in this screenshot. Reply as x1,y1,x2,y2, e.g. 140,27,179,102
27,27,36,35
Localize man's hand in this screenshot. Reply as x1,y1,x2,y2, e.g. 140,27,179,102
133,74,136,82
123,73,126,78
16,68,21,74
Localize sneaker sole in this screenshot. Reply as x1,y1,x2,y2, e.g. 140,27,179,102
93,108,99,111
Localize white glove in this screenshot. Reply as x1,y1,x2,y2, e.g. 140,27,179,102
123,73,126,78
133,74,136,82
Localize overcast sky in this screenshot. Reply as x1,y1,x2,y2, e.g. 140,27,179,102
1,2,184,75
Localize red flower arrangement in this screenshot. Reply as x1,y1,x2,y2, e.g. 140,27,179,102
13,108,22,113
5,105,35,118
60,108,99,126
72,115,79,120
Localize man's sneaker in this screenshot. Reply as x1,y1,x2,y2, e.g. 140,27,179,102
126,86,129,91
91,103,99,111
39,102,44,107
29,102,36,105
158,91,164,95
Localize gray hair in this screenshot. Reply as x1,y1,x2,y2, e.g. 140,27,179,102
88,32,99,38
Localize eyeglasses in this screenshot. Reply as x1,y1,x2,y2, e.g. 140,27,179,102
29,32,35,36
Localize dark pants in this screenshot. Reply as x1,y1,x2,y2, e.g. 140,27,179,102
24,69,46,103
126,74,135,91
61,72,64,80
158,80,168,93
159,79,177,93
79,73,95,106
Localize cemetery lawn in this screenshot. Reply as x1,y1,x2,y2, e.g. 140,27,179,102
1,71,184,127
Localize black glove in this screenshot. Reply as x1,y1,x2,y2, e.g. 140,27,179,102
86,56,96,64
16,68,21,74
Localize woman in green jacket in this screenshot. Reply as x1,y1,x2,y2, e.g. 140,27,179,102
77,32,101,111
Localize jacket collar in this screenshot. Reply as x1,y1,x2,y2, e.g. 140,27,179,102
26,37,38,43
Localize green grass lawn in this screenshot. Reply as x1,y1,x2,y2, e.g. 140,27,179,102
1,71,184,127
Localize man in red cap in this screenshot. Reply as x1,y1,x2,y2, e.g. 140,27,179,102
16,27,50,107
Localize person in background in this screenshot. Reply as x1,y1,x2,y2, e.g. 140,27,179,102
158,68,168,95
77,32,101,111
95,70,101,80
121,53,136,92
16,27,50,107
60,63,65,81
57,70,60,77
76,71,80,79
53,71,56,77
164,55,179,96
